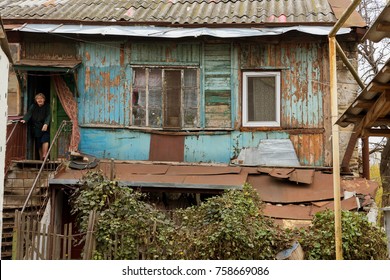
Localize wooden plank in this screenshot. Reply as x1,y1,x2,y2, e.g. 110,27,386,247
36,222,42,260
41,223,47,260
63,224,68,260
25,217,31,260
366,128,390,136
67,223,72,260
366,82,390,92
12,210,20,260
377,22,390,32
352,99,375,109
84,210,96,260
30,219,37,259
52,226,57,260
360,90,390,137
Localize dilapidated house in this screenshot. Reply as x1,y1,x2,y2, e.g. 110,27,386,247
2,0,380,259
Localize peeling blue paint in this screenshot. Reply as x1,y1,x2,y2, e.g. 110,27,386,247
79,128,150,160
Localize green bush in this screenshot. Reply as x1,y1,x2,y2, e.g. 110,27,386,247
70,171,388,260
70,171,175,259
170,183,290,259
299,210,388,260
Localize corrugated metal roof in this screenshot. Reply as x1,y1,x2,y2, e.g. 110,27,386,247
337,58,390,131
0,0,340,26
362,1,390,42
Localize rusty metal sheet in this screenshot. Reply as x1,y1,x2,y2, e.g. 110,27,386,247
51,161,246,190
269,168,295,179
342,178,378,197
119,174,185,184
310,197,359,215
258,167,273,174
149,134,184,162
248,171,341,203
183,172,248,187
102,162,169,175
263,204,312,220
288,169,315,184
241,167,261,175
311,201,329,207
166,165,241,176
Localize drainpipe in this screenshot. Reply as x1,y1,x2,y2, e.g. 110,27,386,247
328,0,362,260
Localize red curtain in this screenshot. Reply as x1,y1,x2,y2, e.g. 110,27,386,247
53,75,80,152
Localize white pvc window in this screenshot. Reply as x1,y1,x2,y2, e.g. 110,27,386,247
242,72,281,127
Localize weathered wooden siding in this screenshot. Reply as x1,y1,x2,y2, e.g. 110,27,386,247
78,42,131,126
74,40,328,166
240,42,326,129
204,43,231,128
130,42,200,65
289,133,324,166
23,40,77,60
240,42,328,165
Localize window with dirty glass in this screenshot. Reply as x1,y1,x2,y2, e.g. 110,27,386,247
242,72,280,127
132,67,199,129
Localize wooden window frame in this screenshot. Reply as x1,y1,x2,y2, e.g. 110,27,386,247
132,66,200,129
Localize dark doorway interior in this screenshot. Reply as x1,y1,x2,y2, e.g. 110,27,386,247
26,72,51,160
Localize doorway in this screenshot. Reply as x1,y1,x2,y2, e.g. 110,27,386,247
26,72,51,160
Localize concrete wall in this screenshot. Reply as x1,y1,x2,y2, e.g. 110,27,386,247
337,42,360,172
0,34,11,258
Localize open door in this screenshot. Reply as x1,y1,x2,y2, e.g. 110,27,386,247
25,72,72,160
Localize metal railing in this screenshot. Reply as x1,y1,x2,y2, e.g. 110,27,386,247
20,120,73,216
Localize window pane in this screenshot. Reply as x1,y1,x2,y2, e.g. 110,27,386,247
183,69,198,127
148,69,163,127
184,69,197,87
164,70,181,128
132,68,146,126
248,76,276,122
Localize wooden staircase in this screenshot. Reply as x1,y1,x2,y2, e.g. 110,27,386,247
2,160,59,259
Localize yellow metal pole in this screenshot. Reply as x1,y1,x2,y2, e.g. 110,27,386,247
328,0,362,260
329,36,343,260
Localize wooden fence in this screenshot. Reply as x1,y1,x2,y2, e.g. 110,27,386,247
13,210,78,260
12,210,145,260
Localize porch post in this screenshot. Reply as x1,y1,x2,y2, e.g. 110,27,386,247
329,36,343,260
362,137,370,179
328,0,362,260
